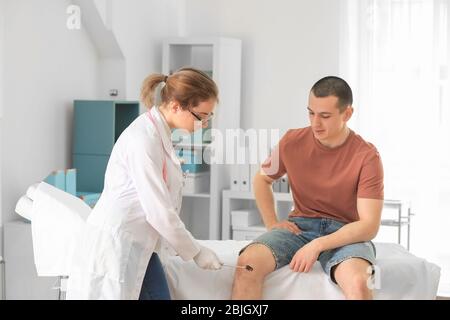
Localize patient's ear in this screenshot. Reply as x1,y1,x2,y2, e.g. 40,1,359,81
343,106,353,122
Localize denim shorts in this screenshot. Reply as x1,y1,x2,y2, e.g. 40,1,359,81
240,216,376,284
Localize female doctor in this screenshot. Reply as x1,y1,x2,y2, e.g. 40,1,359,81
66,67,223,300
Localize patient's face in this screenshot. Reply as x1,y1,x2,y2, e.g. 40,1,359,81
307,93,352,147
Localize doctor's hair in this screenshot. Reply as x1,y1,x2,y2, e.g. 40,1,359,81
140,67,219,109
311,76,353,112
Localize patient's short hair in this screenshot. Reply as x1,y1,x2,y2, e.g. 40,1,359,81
311,76,353,112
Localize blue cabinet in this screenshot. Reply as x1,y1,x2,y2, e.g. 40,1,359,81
72,154,109,193
73,101,115,155
72,100,140,195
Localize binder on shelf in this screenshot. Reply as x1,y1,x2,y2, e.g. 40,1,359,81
65,169,77,196
44,170,65,191
44,168,99,209
280,175,289,193
239,164,250,192
272,179,281,192
230,165,240,191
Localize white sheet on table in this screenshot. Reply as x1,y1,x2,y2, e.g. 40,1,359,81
31,182,91,277
164,240,440,300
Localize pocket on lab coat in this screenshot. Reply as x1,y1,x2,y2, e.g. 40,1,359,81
91,228,134,283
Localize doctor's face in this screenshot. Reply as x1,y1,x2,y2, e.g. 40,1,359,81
177,98,216,133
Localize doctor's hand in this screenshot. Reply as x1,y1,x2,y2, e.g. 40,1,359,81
193,245,223,270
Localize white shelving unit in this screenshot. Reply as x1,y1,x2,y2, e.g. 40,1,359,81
163,37,242,240
378,199,412,250
222,190,412,249
222,190,293,240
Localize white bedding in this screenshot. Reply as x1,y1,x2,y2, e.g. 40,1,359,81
164,240,441,300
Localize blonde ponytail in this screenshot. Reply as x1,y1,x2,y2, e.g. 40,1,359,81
140,73,166,108
140,67,218,110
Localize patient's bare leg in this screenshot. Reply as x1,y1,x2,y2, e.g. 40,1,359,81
231,243,276,300
333,258,373,300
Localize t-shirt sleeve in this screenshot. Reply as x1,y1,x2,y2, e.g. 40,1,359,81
261,132,289,180
357,151,384,200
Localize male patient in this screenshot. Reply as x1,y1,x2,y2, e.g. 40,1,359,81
232,76,384,300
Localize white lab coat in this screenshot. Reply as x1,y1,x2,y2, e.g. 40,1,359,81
66,106,201,300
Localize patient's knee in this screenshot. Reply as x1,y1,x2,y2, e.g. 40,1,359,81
339,273,372,300
236,243,276,279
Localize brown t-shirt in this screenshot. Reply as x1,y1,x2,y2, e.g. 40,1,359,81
261,127,384,223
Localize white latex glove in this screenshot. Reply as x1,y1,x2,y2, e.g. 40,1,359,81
193,245,223,270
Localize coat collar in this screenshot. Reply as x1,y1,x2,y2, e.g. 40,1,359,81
150,106,181,166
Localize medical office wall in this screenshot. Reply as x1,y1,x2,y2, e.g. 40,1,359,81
0,0,99,299
184,0,341,132
0,0,99,224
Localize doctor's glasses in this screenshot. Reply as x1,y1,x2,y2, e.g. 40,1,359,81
189,108,214,123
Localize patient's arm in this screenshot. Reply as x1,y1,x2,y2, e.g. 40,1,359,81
289,198,383,273
253,170,301,234
314,198,383,252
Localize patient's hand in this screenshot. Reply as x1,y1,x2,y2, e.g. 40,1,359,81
268,220,301,235
289,240,322,273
